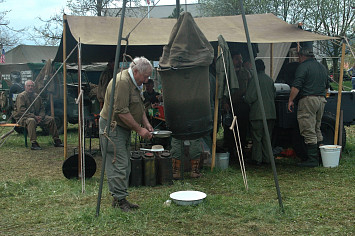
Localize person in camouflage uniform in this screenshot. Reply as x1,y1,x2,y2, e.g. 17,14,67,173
13,80,63,150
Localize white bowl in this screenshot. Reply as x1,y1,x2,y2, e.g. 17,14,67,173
170,191,207,206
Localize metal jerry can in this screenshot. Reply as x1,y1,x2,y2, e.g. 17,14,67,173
143,152,156,187
129,151,143,187
157,151,173,185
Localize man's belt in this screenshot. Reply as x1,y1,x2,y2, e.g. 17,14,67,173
301,95,324,99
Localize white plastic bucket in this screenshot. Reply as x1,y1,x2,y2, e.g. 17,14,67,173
319,145,341,167
216,153,230,170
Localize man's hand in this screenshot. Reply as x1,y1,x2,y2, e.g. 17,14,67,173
288,100,294,112
138,127,153,140
145,123,154,132
35,116,42,124
288,87,299,113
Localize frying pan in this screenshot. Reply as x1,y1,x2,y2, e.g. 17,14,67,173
151,130,172,138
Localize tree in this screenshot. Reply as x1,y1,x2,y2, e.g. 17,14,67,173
31,0,141,46
168,7,184,19
303,0,354,81
198,0,354,81
0,0,24,51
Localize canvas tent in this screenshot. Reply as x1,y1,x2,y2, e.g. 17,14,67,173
1,45,59,83
54,13,335,66
5,45,58,64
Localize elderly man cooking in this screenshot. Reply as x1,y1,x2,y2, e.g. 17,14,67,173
99,56,154,212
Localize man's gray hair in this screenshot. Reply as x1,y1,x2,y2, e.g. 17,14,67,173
299,47,314,57
25,80,35,86
130,57,153,74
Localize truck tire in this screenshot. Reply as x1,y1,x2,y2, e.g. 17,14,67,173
321,112,346,150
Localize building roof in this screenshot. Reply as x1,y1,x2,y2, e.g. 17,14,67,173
4,45,58,64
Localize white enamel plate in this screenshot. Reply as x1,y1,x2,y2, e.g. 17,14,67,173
170,191,207,206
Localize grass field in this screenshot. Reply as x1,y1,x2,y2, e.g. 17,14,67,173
0,125,354,235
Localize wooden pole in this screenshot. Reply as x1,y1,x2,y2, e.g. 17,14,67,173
339,110,343,149
334,40,346,145
50,94,54,117
63,14,68,159
211,46,220,171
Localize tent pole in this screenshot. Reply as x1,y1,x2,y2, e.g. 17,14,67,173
96,0,128,217
176,0,180,19
63,14,68,160
270,43,273,79
77,39,82,180
334,39,346,145
238,0,284,211
211,46,220,171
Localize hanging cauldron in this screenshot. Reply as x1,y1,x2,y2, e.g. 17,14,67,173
158,12,214,140
159,67,212,139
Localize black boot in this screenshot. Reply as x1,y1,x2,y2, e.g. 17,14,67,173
298,144,319,167
317,142,323,166
31,141,42,150
112,198,139,212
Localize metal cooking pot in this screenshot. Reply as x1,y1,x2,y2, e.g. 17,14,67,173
151,130,172,138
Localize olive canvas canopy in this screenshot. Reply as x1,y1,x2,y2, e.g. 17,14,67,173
54,13,336,63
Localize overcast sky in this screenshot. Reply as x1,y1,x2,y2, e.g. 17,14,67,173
2,0,197,47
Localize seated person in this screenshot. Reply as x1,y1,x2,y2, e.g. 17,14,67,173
12,80,64,150
9,74,24,107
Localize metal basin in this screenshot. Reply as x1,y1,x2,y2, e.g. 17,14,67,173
170,190,207,206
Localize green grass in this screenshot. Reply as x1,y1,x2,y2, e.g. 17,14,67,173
0,125,354,235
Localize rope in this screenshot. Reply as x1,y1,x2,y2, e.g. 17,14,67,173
125,0,161,38
102,126,117,164
344,37,355,59
220,47,248,190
